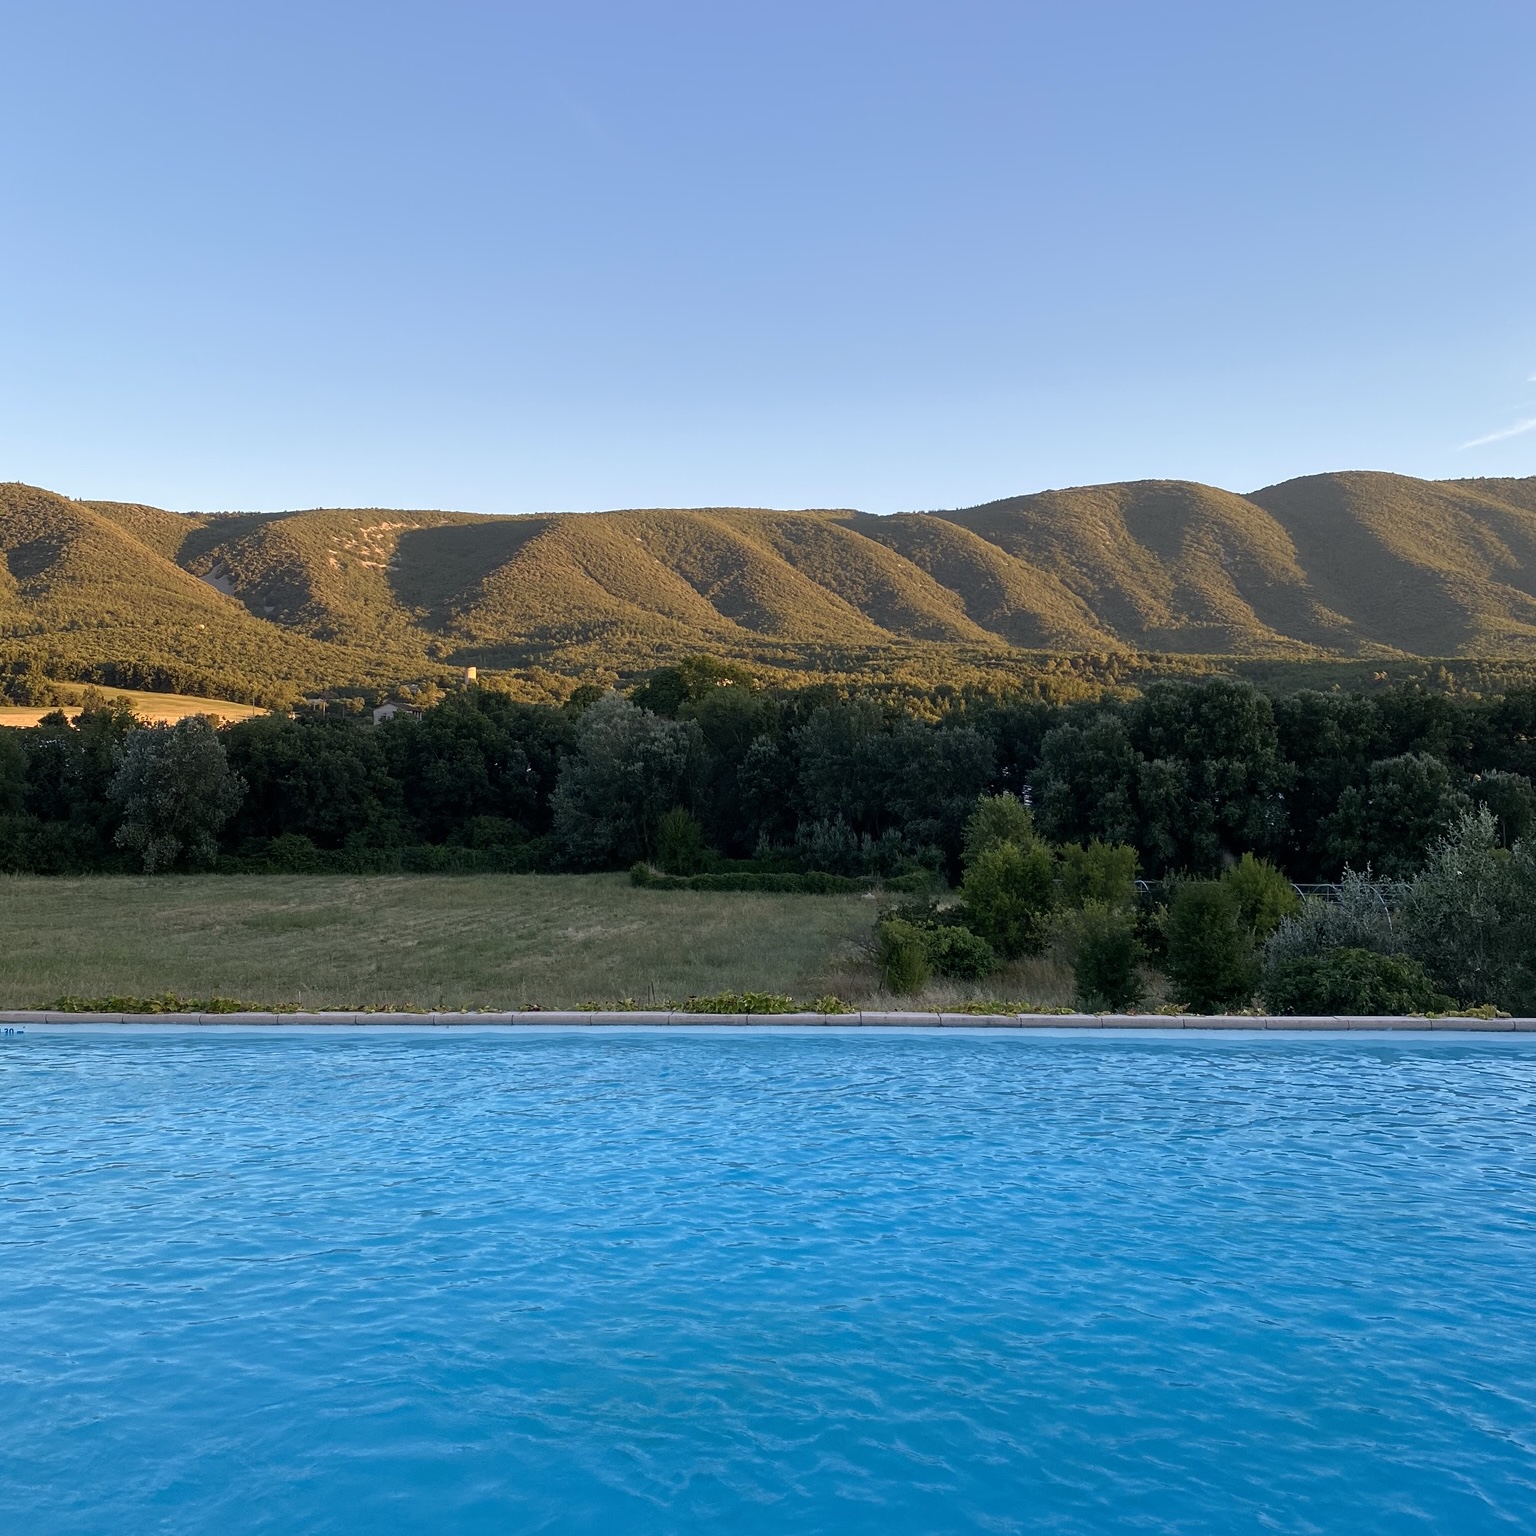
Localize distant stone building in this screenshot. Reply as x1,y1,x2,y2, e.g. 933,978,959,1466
371,701,424,725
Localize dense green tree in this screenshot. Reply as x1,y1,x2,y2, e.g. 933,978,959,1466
878,721,995,866
736,734,799,850
381,688,571,842
794,699,888,829
1272,691,1383,878
1031,711,1140,847
6,700,140,870
0,727,28,818
793,701,992,869
683,686,781,856
1321,753,1471,879
1128,681,1290,872
550,694,702,868
1470,770,1536,846
224,715,407,850
1374,688,1471,765
961,794,1036,866
23,700,138,825
1479,688,1536,781
110,717,245,872
959,696,1056,801
629,655,758,715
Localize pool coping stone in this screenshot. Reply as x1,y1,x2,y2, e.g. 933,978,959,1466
7,1010,1534,1030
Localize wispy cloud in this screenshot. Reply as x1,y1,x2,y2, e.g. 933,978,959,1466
1459,415,1536,450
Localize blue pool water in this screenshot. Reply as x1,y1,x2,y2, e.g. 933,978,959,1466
3,1029,1535,1534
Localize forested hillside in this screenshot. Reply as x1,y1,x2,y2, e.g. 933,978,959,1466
2,472,1535,703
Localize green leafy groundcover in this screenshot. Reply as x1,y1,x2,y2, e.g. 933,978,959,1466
948,1001,1077,1015
45,992,866,1015
52,994,287,1013
584,993,861,1015
679,992,802,1014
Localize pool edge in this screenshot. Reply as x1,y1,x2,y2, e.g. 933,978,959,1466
5,1010,1531,1031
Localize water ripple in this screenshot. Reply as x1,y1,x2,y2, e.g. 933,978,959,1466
3,1030,1535,1533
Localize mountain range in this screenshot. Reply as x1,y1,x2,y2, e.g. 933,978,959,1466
3,470,1535,701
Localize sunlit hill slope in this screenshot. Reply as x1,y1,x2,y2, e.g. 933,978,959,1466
2,471,1534,699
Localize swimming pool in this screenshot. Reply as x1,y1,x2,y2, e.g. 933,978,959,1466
4,1028,1534,1533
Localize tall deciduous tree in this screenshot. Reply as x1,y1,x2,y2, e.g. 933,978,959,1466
1321,752,1470,879
550,693,702,868
110,717,245,872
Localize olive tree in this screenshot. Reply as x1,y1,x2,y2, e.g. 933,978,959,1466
109,716,246,872
1399,809,1536,1012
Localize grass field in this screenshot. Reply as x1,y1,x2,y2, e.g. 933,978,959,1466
0,873,1074,1010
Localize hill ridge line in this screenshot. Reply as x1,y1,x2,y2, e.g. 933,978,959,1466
0,471,1532,697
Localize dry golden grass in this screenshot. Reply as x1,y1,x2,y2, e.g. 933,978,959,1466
0,683,265,727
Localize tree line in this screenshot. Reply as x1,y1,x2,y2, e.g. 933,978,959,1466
0,660,1533,883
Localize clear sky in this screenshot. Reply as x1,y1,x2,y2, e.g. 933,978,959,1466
2,1,1533,515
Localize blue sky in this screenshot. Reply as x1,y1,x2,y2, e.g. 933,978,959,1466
2,1,1532,514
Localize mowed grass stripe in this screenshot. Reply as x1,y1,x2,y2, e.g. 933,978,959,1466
0,874,876,1010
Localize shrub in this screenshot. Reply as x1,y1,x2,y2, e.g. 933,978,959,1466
679,991,798,1014
961,840,1057,958
264,832,323,872
811,994,855,1015
1220,853,1300,938
1263,948,1453,1015
1264,869,1401,969
926,925,996,981
875,918,932,995
655,807,706,874
961,794,1036,866
451,816,531,850
1058,840,1138,909
1161,882,1260,1013
1398,809,1536,1015
1061,902,1142,1011
793,815,862,874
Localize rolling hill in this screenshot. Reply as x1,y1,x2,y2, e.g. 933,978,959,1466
2,470,1535,700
